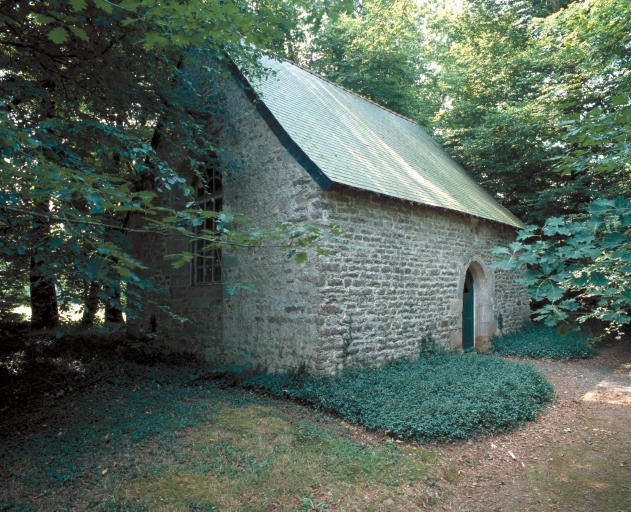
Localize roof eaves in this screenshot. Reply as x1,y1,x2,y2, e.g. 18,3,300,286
329,181,524,229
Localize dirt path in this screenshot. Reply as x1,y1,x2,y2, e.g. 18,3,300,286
435,343,631,512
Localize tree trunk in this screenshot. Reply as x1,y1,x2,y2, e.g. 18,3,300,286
29,258,58,328
29,259,58,330
104,274,124,323
81,280,100,326
29,201,59,329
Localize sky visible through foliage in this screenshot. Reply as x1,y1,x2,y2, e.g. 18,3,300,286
0,0,629,333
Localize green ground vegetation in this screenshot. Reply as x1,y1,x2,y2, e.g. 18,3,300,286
492,324,594,360
0,338,439,511
245,353,553,442
4,336,630,511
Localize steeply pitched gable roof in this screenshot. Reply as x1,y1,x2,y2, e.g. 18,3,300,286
242,57,523,229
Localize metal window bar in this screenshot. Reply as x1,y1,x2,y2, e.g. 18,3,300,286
192,168,222,285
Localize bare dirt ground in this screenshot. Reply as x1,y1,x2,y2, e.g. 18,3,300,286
434,343,631,512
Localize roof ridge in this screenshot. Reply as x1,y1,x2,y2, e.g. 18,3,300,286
284,58,421,126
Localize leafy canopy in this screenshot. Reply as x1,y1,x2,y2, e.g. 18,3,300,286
0,0,341,321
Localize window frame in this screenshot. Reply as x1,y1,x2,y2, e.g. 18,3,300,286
191,167,222,285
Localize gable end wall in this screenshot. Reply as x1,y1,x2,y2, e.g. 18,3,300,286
219,75,325,373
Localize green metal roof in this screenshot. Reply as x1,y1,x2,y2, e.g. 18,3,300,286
245,57,523,229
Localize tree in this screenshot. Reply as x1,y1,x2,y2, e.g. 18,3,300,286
421,1,569,222
306,0,439,126
425,0,629,223
494,198,631,336
491,0,631,333
0,0,338,327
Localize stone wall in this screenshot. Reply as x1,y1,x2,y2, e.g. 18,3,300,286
312,187,530,373
130,70,529,373
218,75,326,373
126,164,224,361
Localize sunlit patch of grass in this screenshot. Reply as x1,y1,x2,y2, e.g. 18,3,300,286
120,403,435,511
442,462,461,484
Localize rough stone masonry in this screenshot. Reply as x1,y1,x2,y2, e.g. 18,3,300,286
132,71,529,374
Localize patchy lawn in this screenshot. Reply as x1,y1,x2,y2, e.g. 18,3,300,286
1,336,630,511
120,403,436,511
0,356,440,511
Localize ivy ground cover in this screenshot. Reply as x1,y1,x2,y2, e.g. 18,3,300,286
245,353,553,442
492,324,594,360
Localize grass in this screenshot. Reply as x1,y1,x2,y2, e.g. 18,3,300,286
1,361,225,511
121,404,435,511
3,335,628,511
0,357,439,511
244,353,553,442
492,323,594,360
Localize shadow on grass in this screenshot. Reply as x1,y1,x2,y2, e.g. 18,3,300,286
1,345,439,511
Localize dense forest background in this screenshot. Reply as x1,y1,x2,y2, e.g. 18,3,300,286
1,0,629,335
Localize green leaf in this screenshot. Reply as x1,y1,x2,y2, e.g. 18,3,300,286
588,272,608,287
491,246,510,255
316,247,334,257
69,26,89,41
611,95,628,106
121,17,138,26
536,281,565,302
519,269,542,287
48,27,69,44
32,13,55,25
588,199,615,215
94,0,113,13
542,217,571,236
143,33,169,50
509,241,523,252
294,252,308,264
86,193,104,214
516,225,539,241
600,232,626,249
69,0,87,11
491,257,516,271
559,299,579,311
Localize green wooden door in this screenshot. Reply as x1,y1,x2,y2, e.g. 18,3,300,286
462,270,474,351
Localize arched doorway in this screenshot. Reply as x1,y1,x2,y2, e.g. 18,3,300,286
459,259,496,351
462,269,475,351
